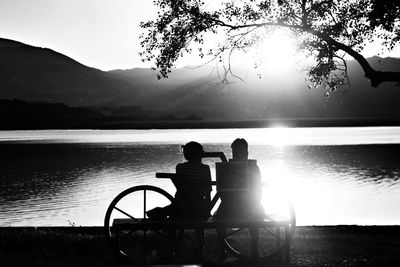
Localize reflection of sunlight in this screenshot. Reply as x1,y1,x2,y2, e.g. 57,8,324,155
260,159,333,225
258,152,400,225
269,127,290,147
254,126,291,147
260,160,293,219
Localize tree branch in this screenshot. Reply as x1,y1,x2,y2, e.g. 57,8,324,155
304,27,400,87
212,19,400,88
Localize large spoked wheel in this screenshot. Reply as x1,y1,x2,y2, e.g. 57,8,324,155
223,203,296,261
104,185,175,264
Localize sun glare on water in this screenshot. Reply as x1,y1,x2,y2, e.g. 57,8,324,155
254,126,292,146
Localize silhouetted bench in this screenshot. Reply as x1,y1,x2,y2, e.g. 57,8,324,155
104,152,295,264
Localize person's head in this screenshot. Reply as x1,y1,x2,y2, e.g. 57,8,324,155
231,138,248,161
181,141,204,162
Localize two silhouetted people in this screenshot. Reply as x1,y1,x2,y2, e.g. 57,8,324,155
148,139,264,261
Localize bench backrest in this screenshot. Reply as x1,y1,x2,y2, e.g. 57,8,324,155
216,160,257,192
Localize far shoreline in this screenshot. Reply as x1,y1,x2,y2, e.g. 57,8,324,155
1,118,400,130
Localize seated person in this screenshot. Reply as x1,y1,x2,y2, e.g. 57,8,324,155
147,141,211,259
215,138,264,260
147,141,212,219
215,138,264,219
172,141,212,219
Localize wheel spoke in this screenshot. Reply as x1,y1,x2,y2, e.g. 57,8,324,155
104,185,192,263
263,227,279,238
114,206,137,221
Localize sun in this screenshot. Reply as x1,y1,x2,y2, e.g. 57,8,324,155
177,28,300,78
255,29,298,75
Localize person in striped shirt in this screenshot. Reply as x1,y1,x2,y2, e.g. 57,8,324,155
172,141,212,219
146,141,212,219
146,141,211,260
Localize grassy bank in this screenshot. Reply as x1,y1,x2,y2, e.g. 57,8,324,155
1,226,399,266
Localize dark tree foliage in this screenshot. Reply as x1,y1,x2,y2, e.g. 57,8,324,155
140,0,400,91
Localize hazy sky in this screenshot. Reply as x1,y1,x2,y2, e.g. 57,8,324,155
0,0,157,70
0,0,398,71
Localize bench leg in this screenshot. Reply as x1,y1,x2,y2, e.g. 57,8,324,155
115,229,120,254
275,226,290,264
250,227,259,258
275,227,281,263
283,226,290,264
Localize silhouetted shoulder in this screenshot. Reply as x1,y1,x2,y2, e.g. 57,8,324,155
175,162,211,191
176,162,210,173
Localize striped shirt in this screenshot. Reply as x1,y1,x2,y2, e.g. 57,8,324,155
173,162,212,217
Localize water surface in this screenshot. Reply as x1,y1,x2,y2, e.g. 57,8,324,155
1,127,400,226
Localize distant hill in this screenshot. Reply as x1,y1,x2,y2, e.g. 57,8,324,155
0,38,139,106
1,37,400,126
110,59,400,121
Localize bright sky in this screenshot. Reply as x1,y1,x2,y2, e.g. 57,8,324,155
0,0,157,70
0,0,398,71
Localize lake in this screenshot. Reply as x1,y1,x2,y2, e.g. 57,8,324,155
1,127,400,226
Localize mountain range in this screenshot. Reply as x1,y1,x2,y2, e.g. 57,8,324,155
0,37,400,128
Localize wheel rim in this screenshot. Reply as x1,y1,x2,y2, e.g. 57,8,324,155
223,203,296,260
104,185,174,263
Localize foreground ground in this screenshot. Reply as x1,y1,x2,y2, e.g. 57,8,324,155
1,226,399,266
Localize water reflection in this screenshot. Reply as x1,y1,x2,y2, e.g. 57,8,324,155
255,145,400,225
1,140,400,226
0,143,183,226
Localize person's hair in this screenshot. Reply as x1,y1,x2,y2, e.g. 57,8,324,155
231,138,248,151
182,141,204,161
231,138,248,160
